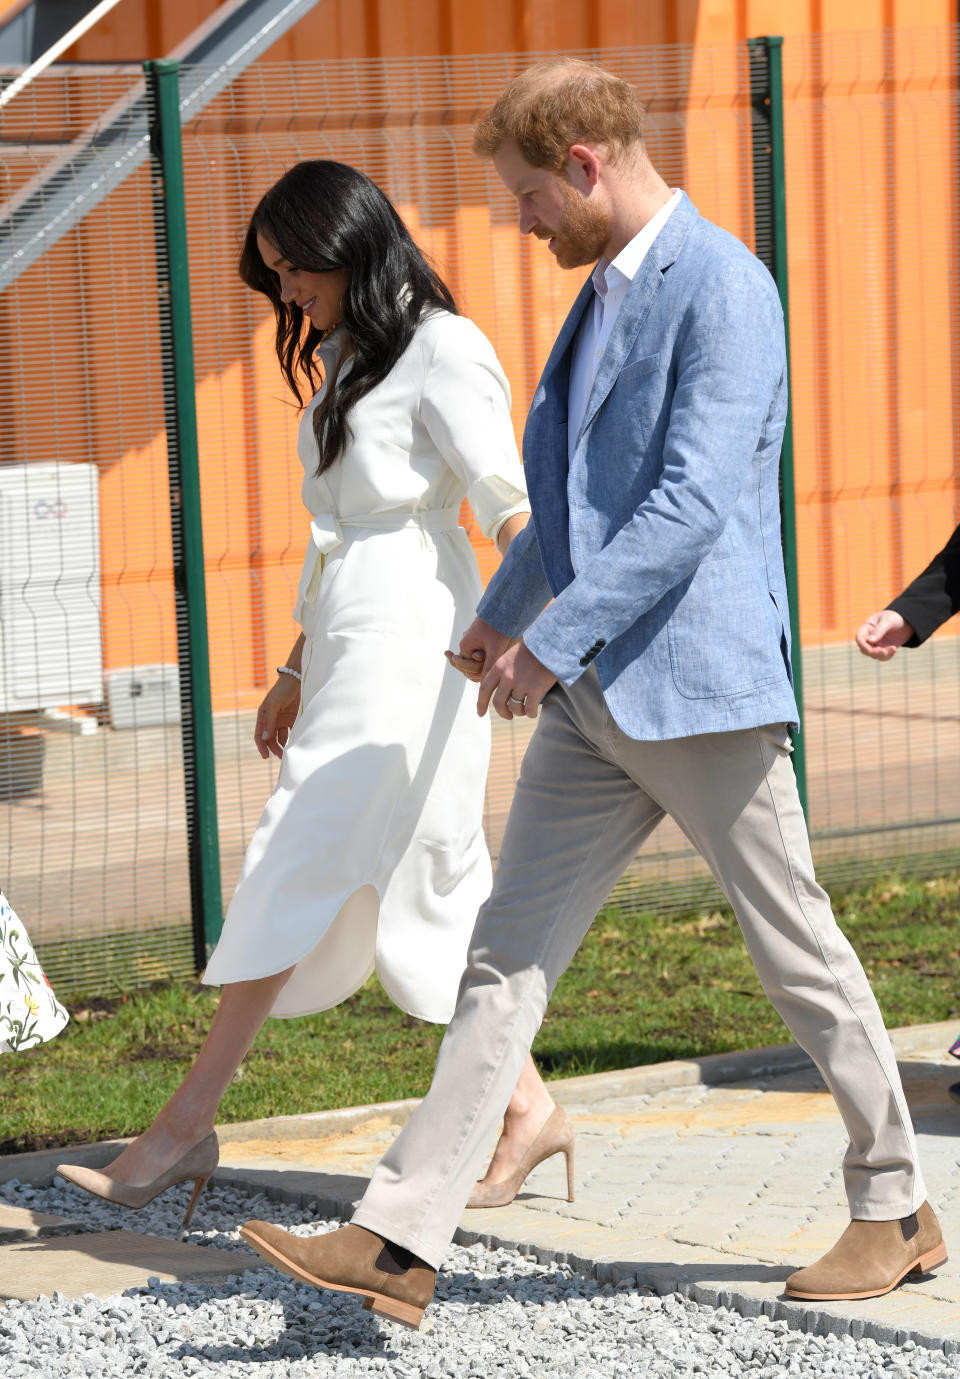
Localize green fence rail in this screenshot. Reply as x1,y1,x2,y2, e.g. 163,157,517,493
146,58,223,963
749,34,806,816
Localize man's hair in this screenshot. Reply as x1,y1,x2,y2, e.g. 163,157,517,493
472,58,646,172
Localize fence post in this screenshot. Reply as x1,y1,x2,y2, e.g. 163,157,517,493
145,58,223,964
748,34,807,818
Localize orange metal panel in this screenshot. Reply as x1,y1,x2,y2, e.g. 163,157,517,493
53,0,960,61
11,5,960,704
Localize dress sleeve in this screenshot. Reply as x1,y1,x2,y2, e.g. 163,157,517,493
420,315,529,539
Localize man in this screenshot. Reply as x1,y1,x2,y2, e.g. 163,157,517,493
241,59,944,1327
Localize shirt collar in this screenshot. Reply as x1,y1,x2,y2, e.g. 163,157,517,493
591,188,683,300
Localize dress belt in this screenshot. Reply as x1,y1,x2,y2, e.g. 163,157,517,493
295,508,461,618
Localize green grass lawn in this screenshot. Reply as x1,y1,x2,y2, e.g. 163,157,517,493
3,871,958,1153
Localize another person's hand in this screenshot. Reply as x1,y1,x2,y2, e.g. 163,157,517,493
477,640,557,720
855,609,915,661
445,617,514,683
255,675,301,759
446,649,486,681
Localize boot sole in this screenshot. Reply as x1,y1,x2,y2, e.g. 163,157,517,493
239,1225,426,1330
785,1241,948,1301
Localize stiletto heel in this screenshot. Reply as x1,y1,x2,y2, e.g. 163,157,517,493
467,1106,576,1209
181,1173,212,1230
57,1131,219,1226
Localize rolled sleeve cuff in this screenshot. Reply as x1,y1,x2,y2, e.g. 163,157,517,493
466,473,529,541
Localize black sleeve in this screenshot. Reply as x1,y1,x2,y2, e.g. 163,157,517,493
887,521,960,646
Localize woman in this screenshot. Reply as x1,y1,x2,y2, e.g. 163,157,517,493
58,161,573,1227
0,892,68,1053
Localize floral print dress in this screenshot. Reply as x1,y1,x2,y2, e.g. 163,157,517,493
0,893,68,1053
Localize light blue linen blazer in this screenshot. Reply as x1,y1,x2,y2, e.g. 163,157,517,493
477,193,800,741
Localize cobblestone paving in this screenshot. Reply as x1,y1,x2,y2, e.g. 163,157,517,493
212,1034,960,1351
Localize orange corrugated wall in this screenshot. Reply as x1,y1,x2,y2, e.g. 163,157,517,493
59,2,955,69
23,0,958,708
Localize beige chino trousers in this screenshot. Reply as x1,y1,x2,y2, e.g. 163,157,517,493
352,668,924,1269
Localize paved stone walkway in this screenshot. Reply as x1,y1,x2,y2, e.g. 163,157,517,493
2,1021,959,1352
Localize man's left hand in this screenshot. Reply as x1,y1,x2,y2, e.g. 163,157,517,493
477,641,557,720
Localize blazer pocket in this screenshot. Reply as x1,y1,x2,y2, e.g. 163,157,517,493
668,559,783,700
617,352,662,383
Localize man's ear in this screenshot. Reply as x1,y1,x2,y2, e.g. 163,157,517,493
565,143,602,193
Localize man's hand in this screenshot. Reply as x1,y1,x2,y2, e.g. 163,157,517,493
445,617,514,683
855,609,914,661
478,640,557,720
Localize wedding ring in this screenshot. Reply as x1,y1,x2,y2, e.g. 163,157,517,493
508,693,526,706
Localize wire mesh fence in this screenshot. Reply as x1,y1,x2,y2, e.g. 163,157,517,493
1,30,959,997
781,27,960,888
0,64,195,993
175,42,758,947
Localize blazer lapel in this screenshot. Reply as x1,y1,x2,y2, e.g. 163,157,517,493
576,193,698,443
522,272,594,475
536,273,596,410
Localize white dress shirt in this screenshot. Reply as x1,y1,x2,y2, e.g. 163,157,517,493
567,189,682,463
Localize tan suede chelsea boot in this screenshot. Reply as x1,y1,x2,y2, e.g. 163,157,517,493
240,1220,436,1329
785,1201,946,1300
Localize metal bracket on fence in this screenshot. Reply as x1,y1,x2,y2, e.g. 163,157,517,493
145,58,223,966
748,34,807,819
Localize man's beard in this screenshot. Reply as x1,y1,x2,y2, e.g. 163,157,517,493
538,182,611,269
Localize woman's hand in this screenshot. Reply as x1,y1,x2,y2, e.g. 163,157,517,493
445,617,515,683
855,609,914,661
255,675,301,759
446,649,487,681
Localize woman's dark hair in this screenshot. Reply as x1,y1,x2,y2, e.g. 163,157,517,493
239,160,457,474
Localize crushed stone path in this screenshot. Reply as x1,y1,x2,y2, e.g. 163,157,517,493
1,1022,959,1373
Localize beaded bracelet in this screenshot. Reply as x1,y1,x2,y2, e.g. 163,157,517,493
277,665,302,682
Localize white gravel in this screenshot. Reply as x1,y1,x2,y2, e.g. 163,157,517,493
1,1175,958,1378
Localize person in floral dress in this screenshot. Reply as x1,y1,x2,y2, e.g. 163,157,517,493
0,892,68,1053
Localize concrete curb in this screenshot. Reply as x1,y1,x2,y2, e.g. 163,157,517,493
450,1229,960,1357
203,1163,959,1358
1,1018,953,1188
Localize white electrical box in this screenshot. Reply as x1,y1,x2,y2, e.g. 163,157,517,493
0,463,103,714
106,664,181,729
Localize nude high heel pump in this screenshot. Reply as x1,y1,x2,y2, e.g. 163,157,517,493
57,1130,219,1230
467,1106,575,1209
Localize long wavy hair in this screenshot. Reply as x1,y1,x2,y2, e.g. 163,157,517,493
239,161,458,474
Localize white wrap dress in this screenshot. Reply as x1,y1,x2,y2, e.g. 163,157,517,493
203,311,528,1022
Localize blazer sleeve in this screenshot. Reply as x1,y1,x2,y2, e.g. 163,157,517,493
476,516,553,636
887,521,960,645
521,260,787,684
